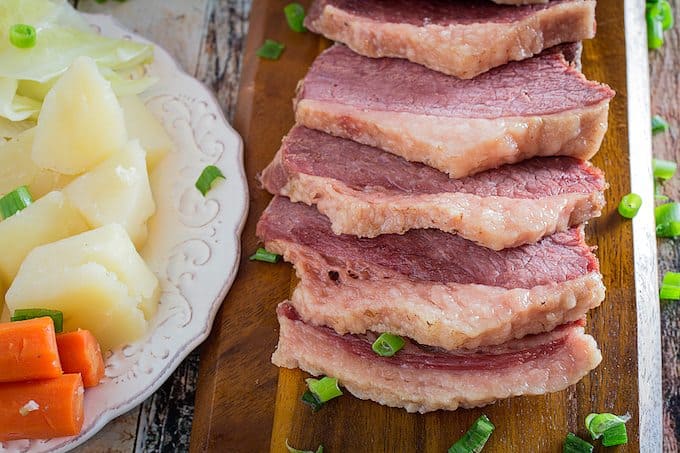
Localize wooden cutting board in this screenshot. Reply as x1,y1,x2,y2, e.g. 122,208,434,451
190,0,662,451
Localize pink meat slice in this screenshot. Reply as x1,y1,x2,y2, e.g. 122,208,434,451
257,197,598,290
305,0,594,78
273,303,602,413
295,45,614,178
260,126,606,248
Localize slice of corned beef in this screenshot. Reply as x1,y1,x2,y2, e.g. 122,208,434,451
260,126,606,249
305,0,595,78
257,197,605,350
295,45,615,178
273,303,602,413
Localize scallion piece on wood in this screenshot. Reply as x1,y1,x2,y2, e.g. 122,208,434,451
653,158,677,180
249,247,280,263
371,332,406,357
9,24,37,49
648,0,674,31
285,439,323,453
655,202,680,237
448,415,495,453
11,309,64,333
602,422,629,446
306,376,342,403
300,390,324,412
618,193,642,219
652,115,670,135
647,14,664,49
284,3,306,32
195,165,225,196
585,412,630,440
659,272,680,300
563,433,593,453
257,39,285,60
0,186,32,220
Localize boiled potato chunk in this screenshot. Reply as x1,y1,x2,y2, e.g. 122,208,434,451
32,56,127,175
0,191,89,286
119,95,172,171
64,140,155,248
6,224,160,351
0,129,74,198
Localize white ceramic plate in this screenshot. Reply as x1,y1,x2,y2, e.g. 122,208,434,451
0,14,248,453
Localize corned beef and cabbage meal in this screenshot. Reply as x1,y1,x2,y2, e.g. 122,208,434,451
0,0,178,442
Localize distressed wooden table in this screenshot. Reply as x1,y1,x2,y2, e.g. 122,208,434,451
69,1,678,451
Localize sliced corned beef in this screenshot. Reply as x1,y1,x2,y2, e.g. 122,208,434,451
260,126,606,249
305,0,594,78
258,197,605,349
273,303,602,413
295,45,615,178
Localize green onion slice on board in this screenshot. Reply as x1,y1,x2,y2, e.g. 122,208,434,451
284,3,306,32
563,433,593,453
371,333,406,357
653,158,676,180
618,193,642,219
655,202,680,237
652,115,670,135
0,186,32,220
249,248,281,263
585,412,630,439
306,376,343,403
257,39,285,60
195,165,225,196
602,422,629,446
11,309,64,333
660,271,680,300
448,415,495,453
647,14,664,49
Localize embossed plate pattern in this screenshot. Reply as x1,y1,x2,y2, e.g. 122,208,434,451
0,14,248,453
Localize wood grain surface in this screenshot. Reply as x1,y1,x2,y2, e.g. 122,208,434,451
190,0,660,451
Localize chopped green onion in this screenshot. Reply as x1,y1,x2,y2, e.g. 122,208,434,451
257,39,285,60
285,439,323,453
653,158,677,180
11,309,64,333
371,333,406,357
284,3,306,33
647,15,665,49
602,422,629,446
660,272,680,300
563,433,593,453
249,247,280,263
655,202,680,237
306,376,342,403
648,0,674,31
195,165,225,196
652,115,670,135
585,412,630,440
9,24,37,49
300,390,324,412
448,415,495,453
0,186,32,220
618,193,642,219
655,181,669,202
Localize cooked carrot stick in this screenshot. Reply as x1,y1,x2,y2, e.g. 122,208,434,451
0,374,84,441
0,317,62,383
56,330,105,388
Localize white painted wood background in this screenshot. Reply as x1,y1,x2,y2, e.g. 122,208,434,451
69,1,252,451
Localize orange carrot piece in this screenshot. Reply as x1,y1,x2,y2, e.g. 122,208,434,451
0,317,62,383
56,330,105,388
0,374,84,441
